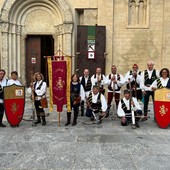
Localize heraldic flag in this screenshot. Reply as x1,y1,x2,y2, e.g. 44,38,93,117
47,56,71,113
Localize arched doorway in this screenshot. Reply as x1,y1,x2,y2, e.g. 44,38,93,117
26,35,54,86
0,0,73,84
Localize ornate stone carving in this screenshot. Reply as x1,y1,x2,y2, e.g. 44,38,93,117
17,25,22,35
1,22,9,33
55,25,63,35
0,0,73,78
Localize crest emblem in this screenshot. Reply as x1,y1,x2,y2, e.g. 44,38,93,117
4,84,25,126
154,88,170,128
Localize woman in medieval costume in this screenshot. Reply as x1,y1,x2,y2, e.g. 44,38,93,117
150,68,170,90
65,73,85,126
31,72,47,126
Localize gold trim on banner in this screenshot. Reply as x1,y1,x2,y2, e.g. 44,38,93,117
47,57,53,112
66,56,71,112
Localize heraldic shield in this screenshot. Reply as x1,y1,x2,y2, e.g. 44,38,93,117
154,88,170,128
3,84,25,126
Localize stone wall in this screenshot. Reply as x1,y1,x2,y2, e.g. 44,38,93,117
113,0,170,76
0,0,170,77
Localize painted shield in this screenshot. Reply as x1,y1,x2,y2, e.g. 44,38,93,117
4,84,25,126
154,88,170,128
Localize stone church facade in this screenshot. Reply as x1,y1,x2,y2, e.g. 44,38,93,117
0,0,170,85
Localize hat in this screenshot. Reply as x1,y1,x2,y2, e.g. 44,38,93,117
124,89,130,94
133,64,138,68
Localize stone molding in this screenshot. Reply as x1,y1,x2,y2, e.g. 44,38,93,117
0,0,73,80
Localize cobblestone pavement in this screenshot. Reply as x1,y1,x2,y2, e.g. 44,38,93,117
0,100,170,170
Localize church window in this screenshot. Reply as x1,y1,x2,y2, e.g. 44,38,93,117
128,0,149,28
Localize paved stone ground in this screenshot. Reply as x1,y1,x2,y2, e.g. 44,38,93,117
1,99,170,170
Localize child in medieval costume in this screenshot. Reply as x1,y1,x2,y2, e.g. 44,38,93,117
65,73,85,126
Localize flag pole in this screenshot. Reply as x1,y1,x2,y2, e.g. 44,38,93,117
58,112,60,127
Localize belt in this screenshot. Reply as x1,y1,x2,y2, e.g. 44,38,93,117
35,95,46,100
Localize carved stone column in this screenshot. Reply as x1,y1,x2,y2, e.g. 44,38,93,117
62,23,73,56
1,22,9,75
139,0,144,25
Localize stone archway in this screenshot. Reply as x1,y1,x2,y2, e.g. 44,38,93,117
0,0,73,84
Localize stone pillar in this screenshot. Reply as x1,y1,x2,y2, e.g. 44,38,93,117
54,24,63,54
63,23,73,56
16,25,22,78
139,0,144,25
62,23,73,71
129,0,136,25
1,22,9,75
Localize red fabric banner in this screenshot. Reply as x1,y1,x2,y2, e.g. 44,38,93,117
52,60,67,112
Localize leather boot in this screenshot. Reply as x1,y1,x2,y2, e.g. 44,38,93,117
0,112,3,123
72,111,78,126
105,105,110,118
81,101,84,116
42,116,46,126
0,112,6,127
135,117,140,128
35,114,41,124
65,112,71,126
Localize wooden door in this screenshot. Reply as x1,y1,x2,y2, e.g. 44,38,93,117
77,26,106,76
26,35,54,86
26,36,41,87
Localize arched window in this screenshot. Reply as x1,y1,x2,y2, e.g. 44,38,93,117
128,0,148,27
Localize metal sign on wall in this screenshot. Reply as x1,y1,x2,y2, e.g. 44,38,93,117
87,26,96,59
77,25,106,76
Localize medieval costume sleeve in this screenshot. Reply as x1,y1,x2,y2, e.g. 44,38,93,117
117,99,126,117
100,94,107,112
34,81,47,97
124,71,131,82
150,79,158,90
80,84,85,101
132,97,142,111
7,79,22,86
105,74,110,85
150,77,169,90
140,71,145,91
117,74,126,87
91,75,97,87
100,74,106,86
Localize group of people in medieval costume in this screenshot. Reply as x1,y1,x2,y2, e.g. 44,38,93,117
0,71,47,127
65,60,170,129
0,60,170,128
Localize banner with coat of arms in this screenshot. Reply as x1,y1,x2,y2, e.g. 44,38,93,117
47,56,71,113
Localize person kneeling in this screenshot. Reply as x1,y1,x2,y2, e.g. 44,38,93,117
86,85,107,124
117,89,142,128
